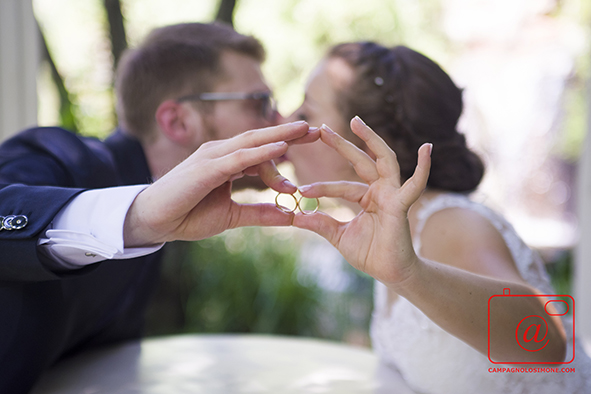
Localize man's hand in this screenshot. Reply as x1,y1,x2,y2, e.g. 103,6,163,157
124,121,318,247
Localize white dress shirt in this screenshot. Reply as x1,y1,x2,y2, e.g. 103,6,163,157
39,185,164,269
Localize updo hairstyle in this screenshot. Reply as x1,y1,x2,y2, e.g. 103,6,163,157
328,42,484,192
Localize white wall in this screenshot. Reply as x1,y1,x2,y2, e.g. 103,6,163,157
0,0,38,141
575,74,591,343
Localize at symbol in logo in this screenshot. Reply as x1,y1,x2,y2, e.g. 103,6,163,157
516,315,549,352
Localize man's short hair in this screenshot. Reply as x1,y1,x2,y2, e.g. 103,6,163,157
115,22,265,140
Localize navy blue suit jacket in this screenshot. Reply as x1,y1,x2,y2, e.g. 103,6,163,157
0,127,164,393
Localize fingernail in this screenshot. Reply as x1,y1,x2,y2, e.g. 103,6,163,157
299,185,311,193
274,141,287,147
283,179,297,189
308,126,320,132
321,124,335,134
292,120,306,126
354,116,367,126
426,143,433,156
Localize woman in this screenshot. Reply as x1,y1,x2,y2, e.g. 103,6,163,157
287,42,591,393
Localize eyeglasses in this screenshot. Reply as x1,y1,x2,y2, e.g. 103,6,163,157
176,91,278,122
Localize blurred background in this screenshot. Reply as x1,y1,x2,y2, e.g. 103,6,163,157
1,0,590,346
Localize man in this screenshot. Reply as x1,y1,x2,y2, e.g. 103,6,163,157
0,22,315,393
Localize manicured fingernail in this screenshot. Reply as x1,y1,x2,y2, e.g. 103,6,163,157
274,141,287,147
298,185,311,193
292,120,306,126
309,126,320,132
354,116,367,126
321,124,335,134
283,179,297,189
426,143,433,156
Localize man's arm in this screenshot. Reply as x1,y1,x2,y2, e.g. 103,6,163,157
0,184,84,281
0,122,317,281
123,121,315,246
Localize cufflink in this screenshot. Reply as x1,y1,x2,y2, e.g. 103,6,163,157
0,215,28,231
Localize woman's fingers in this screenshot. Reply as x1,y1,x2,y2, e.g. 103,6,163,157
299,181,368,203
350,116,401,182
399,143,432,208
320,124,379,183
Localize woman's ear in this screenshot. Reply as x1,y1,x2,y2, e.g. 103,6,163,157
155,100,204,144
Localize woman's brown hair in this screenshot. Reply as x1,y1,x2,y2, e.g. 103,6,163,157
329,42,484,193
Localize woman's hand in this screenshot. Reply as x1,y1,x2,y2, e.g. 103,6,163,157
293,116,432,287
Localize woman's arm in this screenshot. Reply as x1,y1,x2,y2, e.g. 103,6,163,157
294,117,566,363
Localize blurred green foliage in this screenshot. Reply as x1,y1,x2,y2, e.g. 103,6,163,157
145,227,374,345
544,249,573,297
182,229,318,335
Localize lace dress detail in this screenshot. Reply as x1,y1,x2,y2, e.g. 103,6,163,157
370,193,591,394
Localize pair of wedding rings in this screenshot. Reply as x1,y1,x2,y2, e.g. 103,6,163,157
275,192,319,215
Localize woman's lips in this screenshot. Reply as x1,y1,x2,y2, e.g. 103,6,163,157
275,154,289,164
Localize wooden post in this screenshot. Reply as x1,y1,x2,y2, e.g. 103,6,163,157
0,0,39,141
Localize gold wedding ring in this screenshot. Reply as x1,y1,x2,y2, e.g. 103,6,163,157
275,192,299,213
275,192,319,215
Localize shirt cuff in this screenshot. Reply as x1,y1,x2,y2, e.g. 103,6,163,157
38,185,164,269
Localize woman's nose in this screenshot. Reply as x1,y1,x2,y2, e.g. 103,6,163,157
264,110,286,127
274,111,286,125
284,111,299,124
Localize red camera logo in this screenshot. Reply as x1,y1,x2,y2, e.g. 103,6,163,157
488,288,574,364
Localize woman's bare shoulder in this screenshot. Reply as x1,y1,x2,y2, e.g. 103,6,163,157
417,205,526,283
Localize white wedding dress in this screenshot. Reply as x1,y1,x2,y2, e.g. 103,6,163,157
370,193,591,393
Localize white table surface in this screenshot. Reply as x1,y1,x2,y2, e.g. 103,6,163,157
31,334,417,394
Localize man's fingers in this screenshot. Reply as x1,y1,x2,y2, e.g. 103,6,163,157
292,211,344,247
228,203,295,228
299,181,368,203
207,121,311,157
253,160,298,194
218,142,290,179
287,127,321,145
399,143,432,208
350,116,400,182
319,124,379,184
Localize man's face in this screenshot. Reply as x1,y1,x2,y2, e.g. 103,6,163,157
198,50,282,190
202,50,279,141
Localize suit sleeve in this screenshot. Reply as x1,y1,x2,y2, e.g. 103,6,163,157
0,184,84,281
0,127,119,282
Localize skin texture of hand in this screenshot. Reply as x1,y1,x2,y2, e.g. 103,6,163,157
124,121,318,247
294,116,432,287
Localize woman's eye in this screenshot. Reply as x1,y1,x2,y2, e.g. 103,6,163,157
297,112,308,122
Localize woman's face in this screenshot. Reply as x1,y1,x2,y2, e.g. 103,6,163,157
286,58,359,186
